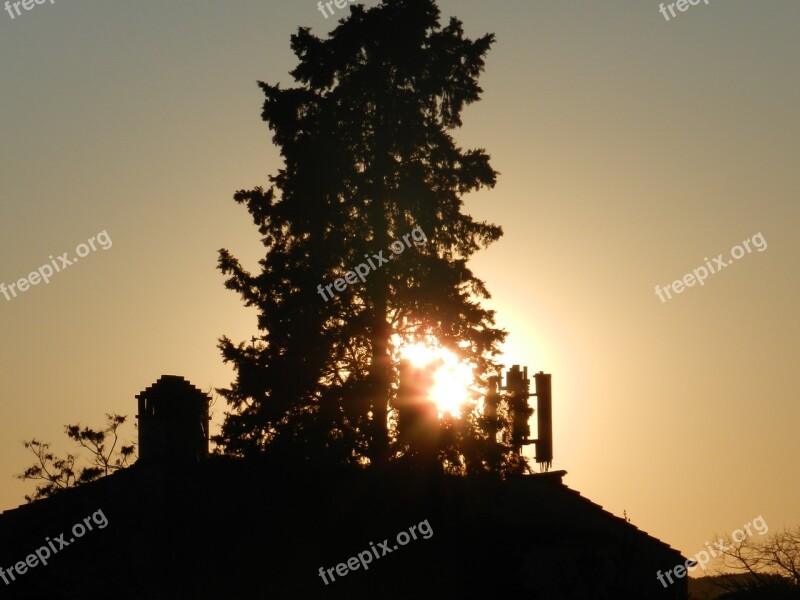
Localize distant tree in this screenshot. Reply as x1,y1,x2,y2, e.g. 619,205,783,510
215,0,520,473
17,413,136,502
712,525,800,598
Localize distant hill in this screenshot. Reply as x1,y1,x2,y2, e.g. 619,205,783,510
689,573,799,599
689,574,754,599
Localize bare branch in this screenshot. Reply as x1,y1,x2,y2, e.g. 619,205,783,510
16,414,136,503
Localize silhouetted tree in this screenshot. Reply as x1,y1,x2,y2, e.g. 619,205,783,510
216,0,520,473
712,526,800,598
17,413,135,502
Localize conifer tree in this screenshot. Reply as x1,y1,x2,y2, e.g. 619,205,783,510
216,0,521,473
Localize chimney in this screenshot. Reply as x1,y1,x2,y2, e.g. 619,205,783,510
135,375,209,464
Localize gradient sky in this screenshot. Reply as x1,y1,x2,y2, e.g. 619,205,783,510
1,0,798,572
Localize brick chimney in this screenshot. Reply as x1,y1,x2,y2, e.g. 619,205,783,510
135,375,209,463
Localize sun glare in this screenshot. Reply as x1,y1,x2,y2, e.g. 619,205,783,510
398,342,474,417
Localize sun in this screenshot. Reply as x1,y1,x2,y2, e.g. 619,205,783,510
397,342,474,417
